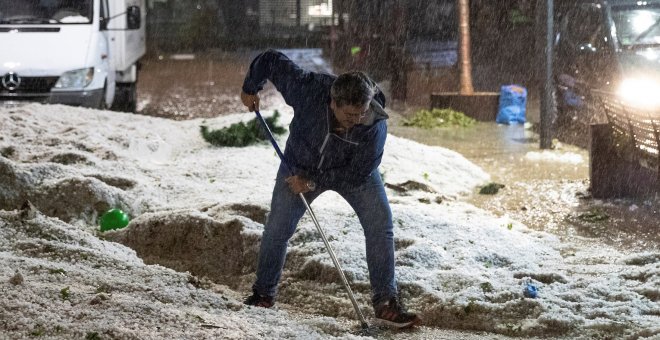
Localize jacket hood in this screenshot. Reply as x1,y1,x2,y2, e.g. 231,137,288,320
360,76,389,126
361,97,388,126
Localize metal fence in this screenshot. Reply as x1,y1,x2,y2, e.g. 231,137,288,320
592,90,660,173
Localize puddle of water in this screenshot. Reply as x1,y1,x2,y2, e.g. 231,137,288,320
388,116,589,183
388,112,659,253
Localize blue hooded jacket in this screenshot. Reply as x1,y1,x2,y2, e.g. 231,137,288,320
242,50,389,190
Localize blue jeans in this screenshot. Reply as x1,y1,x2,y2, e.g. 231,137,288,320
253,164,397,306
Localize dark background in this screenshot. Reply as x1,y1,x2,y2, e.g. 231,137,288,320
145,0,570,106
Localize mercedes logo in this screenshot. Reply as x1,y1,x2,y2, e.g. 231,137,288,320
2,72,21,91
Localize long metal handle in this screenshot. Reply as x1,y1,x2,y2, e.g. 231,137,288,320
255,110,291,173
254,110,368,328
297,192,368,327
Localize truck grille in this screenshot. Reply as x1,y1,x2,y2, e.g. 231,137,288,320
0,76,59,95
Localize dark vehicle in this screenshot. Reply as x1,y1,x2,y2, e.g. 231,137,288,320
554,0,660,123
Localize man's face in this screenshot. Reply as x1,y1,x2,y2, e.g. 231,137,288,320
331,99,370,130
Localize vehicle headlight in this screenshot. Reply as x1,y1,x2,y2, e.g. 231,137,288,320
54,67,94,89
617,77,660,108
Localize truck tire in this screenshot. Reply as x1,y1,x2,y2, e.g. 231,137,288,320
97,84,107,110
111,83,137,113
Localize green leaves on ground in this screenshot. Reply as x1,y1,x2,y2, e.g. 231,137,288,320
479,182,505,195
578,208,609,222
85,332,101,340
60,287,70,300
201,110,286,147
403,108,476,129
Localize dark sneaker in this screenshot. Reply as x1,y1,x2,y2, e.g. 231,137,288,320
244,290,274,308
374,297,421,328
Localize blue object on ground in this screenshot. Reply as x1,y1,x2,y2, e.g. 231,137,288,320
497,85,527,124
524,284,538,298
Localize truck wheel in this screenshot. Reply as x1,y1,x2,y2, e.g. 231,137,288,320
111,83,137,113
97,84,108,110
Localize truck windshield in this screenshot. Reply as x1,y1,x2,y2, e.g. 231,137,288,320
0,0,92,25
612,4,660,48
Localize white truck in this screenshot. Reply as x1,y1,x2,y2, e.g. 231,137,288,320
0,0,146,112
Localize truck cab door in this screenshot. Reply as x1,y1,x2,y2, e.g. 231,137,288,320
99,0,115,106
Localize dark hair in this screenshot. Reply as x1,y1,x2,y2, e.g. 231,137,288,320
330,71,376,107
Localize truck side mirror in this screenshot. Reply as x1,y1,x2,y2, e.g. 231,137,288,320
126,6,141,30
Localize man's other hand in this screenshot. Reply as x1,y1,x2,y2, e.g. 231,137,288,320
241,91,260,112
285,176,314,194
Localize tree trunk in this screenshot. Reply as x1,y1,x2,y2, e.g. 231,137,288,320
458,0,474,95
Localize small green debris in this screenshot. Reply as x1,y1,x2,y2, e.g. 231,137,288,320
85,332,101,340
60,287,70,300
403,108,476,128
480,282,494,293
422,172,430,180
201,110,287,147
578,208,609,222
507,223,513,230
479,182,505,195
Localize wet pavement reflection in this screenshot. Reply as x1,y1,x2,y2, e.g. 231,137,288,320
387,113,659,253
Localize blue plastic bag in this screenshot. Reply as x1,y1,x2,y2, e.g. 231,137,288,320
524,284,538,298
496,85,527,124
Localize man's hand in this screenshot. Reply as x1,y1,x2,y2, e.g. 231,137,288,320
285,175,315,194
241,91,260,112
